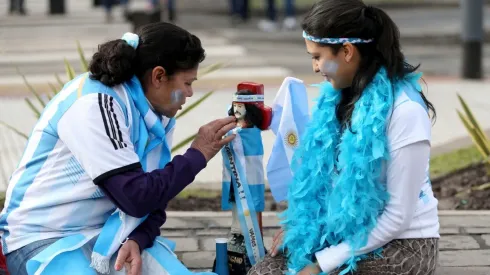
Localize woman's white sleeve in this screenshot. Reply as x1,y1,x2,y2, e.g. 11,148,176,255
315,141,430,272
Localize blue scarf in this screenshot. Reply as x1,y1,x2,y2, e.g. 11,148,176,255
280,68,423,274
90,75,175,273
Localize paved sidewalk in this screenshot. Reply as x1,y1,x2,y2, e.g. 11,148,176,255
165,211,490,274
1,0,490,91
1,77,490,188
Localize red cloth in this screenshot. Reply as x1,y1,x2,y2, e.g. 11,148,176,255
0,243,9,274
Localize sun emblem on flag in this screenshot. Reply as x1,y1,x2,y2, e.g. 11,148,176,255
284,130,298,148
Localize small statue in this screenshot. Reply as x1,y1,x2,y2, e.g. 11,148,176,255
213,82,272,275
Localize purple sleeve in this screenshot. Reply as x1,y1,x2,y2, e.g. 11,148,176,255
97,147,207,249
127,207,167,250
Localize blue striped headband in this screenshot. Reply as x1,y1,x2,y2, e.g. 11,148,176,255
302,31,373,44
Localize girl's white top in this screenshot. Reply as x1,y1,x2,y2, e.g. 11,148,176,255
315,87,439,272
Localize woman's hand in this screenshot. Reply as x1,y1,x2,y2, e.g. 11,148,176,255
115,240,142,275
191,116,237,162
270,228,284,257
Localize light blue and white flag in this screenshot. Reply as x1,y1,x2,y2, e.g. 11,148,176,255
266,77,310,202
221,127,265,212
221,127,266,265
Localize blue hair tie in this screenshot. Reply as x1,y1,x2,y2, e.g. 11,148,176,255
302,30,373,44
121,32,140,49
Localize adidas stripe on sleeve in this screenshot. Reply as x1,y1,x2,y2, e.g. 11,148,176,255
58,93,141,184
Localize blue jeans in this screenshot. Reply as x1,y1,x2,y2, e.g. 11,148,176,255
6,238,58,275
5,237,174,275
230,0,250,20
6,237,102,275
103,0,129,13
266,0,295,21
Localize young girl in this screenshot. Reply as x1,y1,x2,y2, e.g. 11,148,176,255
248,0,439,274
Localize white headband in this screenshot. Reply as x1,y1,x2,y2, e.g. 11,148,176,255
232,94,264,102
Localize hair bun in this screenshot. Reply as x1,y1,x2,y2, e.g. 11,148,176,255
362,5,376,19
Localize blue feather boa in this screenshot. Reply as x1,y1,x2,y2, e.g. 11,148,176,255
280,67,423,274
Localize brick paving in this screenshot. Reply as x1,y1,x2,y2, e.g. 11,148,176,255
165,211,490,273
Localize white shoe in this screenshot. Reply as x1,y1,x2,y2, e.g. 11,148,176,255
258,19,278,32
283,17,297,31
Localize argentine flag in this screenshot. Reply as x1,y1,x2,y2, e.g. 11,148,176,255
266,77,310,202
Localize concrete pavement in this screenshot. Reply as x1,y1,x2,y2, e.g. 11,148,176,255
1,0,490,92
211,6,490,46
167,210,490,273
0,0,294,92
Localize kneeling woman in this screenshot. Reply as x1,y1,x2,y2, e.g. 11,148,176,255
249,0,439,274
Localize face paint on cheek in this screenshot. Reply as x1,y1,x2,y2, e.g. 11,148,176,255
321,60,339,75
170,89,184,105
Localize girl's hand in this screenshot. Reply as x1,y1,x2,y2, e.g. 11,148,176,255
270,228,284,257
297,263,322,275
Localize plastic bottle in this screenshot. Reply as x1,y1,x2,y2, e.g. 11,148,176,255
214,238,230,275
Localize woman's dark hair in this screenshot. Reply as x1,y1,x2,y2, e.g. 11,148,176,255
89,22,206,87
228,90,264,128
302,0,436,130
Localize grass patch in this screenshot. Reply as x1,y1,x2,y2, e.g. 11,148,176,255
176,188,221,199
430,145,482,179
0,192,4,209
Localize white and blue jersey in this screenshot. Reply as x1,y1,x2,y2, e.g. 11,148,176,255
0,74,175,255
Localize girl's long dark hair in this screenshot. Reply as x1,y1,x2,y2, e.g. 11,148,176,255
302,0,436,130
